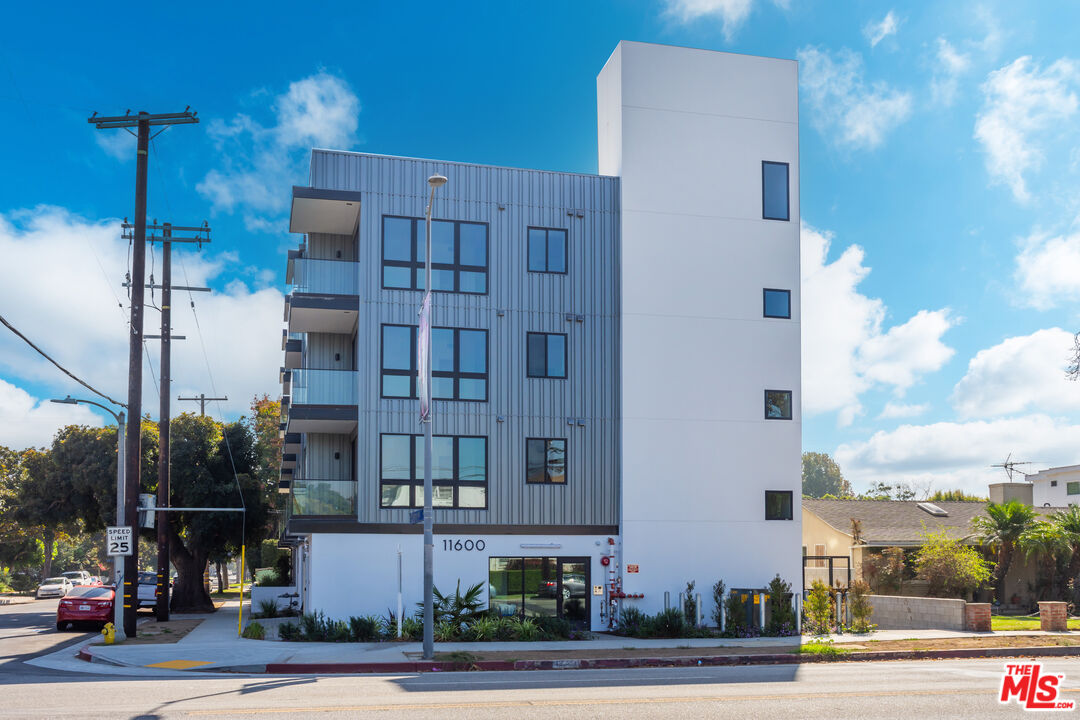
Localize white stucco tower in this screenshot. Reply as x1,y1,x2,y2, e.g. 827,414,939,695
598,42,802,616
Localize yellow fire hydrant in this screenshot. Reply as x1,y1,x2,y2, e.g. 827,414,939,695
102,623,116,645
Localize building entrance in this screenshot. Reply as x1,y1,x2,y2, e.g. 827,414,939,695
488,556,590,629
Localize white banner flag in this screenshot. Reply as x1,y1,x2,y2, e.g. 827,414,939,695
418,292,431,422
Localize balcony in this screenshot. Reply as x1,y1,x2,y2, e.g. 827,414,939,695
287,257,359,295
286,369,358,435
289,186,362,235
285,258,360,334
282,331,302,369
290,479,357,517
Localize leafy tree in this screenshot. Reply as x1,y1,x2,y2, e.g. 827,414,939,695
861,546,906,594
1051,506,1080,592
971,500,1038,602
914,527,992,598
0,447,44,572
13,448,79,579
802,452,853,498
859,480,929,501
928,489,987,502
1020,521,1072,600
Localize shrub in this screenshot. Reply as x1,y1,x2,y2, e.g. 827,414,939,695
418,580,486,626
683,580,698,625
862,547,906,594
254,568,287,587
616,606,649,637
349,615,381,642
848,579,874,633
379,611,398,639
400,616,422,641
803,580,833,636
298,611,350,642
467,616,498,641
434,620,459,642
241,621,265,640
256,599,278,619
277,621,300,641
710,580,726,628
764,574,797,636
915,527,993,598
533,615,572,640
0,568,13,594
648,607,687,638
516,618,540,641
724,592,749,637
495,617,520,640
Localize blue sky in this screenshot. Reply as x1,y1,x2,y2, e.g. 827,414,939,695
2,1,1080,496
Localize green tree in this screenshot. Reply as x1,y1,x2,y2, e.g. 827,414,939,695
802,452,853,498
1020,521,1072,600
914,527,992,598
0,447,44,573
1051,506,1080,593
971,500,1038,602
928,489,987,502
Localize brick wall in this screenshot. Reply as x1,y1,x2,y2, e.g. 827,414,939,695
965,602,991,631
1039,601,1067,631
868,594,966,630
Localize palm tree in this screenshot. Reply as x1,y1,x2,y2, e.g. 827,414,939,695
1019,521,1072,600
1051,506,1080,594
971,500,1038,603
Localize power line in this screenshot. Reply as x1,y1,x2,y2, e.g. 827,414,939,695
0,312,126,408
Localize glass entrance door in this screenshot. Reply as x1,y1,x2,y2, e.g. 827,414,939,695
559,558,588,629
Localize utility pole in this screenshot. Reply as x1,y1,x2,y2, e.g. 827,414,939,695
177,393,227,416
128,221,210,621
88,108,198,637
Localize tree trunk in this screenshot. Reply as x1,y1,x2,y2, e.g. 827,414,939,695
995,544,1013,603
167,526,215,613
42,529,55,580
216,562,225,594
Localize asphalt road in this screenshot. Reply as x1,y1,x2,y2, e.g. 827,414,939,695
2,601,1078,718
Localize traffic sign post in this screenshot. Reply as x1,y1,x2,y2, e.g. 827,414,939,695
106,526,134,556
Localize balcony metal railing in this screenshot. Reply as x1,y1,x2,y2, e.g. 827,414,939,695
290,368,358,406
290,258,359,295
291,479,357,517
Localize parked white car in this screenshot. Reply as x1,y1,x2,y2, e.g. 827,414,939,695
36,577,73,599
61,570,92,587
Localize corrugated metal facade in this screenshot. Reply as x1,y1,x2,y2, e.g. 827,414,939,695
300,150,621,528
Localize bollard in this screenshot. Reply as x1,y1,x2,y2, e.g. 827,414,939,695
678,592,684,618
720,596,726,633
664,591,670,612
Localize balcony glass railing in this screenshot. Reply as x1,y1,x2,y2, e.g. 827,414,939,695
290,368,358,405
291,258,359,295
291,479,357,517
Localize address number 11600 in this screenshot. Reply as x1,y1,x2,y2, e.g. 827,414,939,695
441,539,486,552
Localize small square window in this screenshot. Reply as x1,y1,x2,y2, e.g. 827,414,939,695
765,390,792,420
528,228,568,274
763,289,791,319
1051,480,1058,487
762,161,790,221
527,332,567,378
526,438,567,484
765,490,793,520
1067,482,1079,496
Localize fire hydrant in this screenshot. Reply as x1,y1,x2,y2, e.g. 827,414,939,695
102,623,116,645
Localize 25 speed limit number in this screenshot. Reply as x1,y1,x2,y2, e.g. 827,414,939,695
441,538,486,552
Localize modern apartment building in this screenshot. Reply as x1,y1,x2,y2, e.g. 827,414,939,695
278,41,801,631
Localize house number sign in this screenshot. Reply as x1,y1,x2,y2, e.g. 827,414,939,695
441,539,486,552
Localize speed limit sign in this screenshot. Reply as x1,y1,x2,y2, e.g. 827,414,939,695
106,526,133,556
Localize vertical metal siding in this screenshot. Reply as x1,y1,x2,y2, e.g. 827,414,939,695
308,150,620,528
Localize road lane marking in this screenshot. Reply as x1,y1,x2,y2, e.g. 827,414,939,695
188,686,1080,715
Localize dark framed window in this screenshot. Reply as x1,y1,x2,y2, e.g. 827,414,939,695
765,490,793,520
489,556,589,629
526,438,567,484
381,324,487,401
527,332,567,378
762,161,790,221
528,227,567,274
765,390,792,420
379,434,487,509
382,215,488,294
1068,482,1080,496
1051,480,1058,487
763,288,791,319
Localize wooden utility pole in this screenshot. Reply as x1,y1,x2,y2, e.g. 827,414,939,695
177,393,228,416
87,109,198,637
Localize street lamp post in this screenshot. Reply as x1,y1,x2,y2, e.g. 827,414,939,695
50,396,126,641
421,172,447,661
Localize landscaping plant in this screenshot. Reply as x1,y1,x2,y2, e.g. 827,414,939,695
649,607,688,638
711,579,726,628
764,574,797,636
724,591,752,637
256,599,278,619
241,621,265,640
683,580,697,625
348,615,382,642
915,527,992,598
615,606,648,637
803,580,833,636
848,579,874,633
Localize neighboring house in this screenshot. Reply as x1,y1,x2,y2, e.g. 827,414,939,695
802,497,1058,605
1026,465,1080,508
277,41,802,631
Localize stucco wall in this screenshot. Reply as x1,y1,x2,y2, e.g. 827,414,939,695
868,594,966,630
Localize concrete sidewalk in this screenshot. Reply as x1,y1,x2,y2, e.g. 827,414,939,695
78,600,1080,674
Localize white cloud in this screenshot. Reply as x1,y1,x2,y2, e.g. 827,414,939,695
930,37,971,106
863,10,899,48
837,414,1080,497
662,0,793,40
197,72,360,229
878,402,929,419
0,379,101,450
1014,229,1080,309
974,56,1080,202
0,206,284,449
950,328,1079,418
94,131,135,162
797,46,913,150
802,222,955,426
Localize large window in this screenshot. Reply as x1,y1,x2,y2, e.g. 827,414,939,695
381,324,487,401
763,288,791,319
382,216,488,294
1068,482,1080,496
765,390,793,420
488,556,589,628
528,227,567,273
526,438,567,484
527,332,567,378
762,161,790,221
765,490,793,520
379,434,486,509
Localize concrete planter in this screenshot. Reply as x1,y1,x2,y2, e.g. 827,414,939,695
251,585,298,612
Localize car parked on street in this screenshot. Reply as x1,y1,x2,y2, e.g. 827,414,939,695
61,571,93,587
56,586,115,631
36,577,73,599
138,571,160,609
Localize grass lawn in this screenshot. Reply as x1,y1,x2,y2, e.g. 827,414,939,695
991,614,1080,631
210,583,246,600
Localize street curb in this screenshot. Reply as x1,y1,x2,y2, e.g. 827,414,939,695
241,645,1080,675
77,647,128,667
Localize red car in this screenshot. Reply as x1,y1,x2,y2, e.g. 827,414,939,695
56,585,114,631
